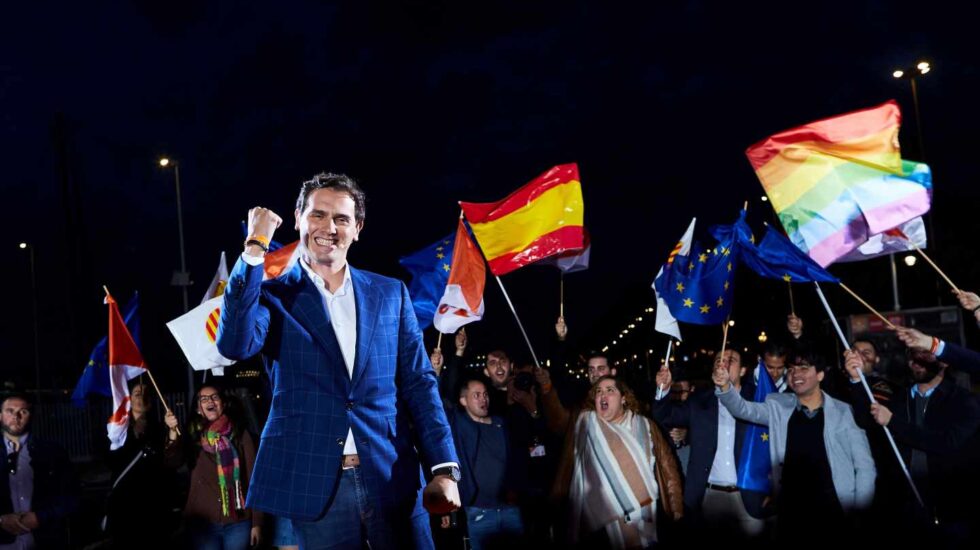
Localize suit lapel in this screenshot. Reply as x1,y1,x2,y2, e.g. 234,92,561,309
351,267,381,390
279,263,350,390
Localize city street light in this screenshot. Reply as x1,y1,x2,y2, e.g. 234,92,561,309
158,157,195,406
19,243,40,400
892,60,931,160
891,60,934,307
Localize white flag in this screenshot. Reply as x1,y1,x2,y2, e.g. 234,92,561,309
653,218,696,341
837,217,927,262
167,296,236,372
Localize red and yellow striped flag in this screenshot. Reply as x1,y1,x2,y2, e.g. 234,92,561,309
460,163,585,276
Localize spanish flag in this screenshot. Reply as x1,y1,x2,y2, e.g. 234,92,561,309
460,163,585,276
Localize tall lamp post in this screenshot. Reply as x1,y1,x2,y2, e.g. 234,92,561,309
892,61,938,306
19,242,41,402
159,157,195,408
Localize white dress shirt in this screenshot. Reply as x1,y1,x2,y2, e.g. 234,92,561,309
707,402,738,487
241,252,458,474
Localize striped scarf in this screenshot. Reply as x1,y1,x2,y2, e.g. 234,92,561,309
569,411,660,549
201,416,245,517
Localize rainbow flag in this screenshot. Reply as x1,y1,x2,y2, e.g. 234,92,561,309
746,101,932,267
460,163,585,276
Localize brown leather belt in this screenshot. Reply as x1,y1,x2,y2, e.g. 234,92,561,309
342,454,360,469
706,483,739,493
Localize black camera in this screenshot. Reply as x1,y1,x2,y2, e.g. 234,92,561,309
513,371,535,392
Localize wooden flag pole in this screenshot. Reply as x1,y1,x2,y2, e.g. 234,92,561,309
788,282,796,316
494,275,542,369
436,332,443,351
838,283,896,329
658,340,674,392
559,273,565,318
720,315,731,355
813,282,923,508
910,243,960,292
104,286,179,435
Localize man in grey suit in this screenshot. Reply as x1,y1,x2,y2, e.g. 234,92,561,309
713,346,875,540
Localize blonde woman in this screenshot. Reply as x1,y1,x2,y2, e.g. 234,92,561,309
568,376,682,548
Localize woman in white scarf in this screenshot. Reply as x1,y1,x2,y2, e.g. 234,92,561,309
568,376,681,548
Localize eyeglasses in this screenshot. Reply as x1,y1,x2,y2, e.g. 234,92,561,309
198,394,222,404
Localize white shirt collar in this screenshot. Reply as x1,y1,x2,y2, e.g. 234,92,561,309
300,258,352,297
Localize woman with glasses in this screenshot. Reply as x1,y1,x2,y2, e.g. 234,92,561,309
165,385,263,549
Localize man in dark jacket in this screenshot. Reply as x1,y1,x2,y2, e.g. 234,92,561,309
847,347,980,545
1,393,78,549
447,377,527,550
652,349,770,540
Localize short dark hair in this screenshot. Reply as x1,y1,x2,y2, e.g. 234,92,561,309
295,172,367,223
762,339,789,358
458,375,490,399
586,353,609,365
787,344,827,373
852,337,879,355
1,392,33,410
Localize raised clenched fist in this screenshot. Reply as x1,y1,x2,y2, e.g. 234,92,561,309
247,207,283,243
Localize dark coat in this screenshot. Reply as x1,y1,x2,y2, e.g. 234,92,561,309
651,382,770,519
0,435,78,547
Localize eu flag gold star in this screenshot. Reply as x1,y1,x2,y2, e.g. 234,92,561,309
700,304,710,314
443,263,450,272
683,298,694,308
722,247,730,256
724,281,730,291
716,296,724,307
436,246,444,252
436,253,445,259
782,273,792,282
675,282,685,292
761,432,769,442
698,253,708,263
727,262,732,271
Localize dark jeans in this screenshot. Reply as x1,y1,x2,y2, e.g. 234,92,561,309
187,519,251,550
464,506,523,550
292,467,433,550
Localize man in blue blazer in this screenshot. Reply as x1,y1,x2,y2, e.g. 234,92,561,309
218,172,460,549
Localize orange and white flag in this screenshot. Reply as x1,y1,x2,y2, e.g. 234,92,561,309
434,219,486,334
106,292,147,450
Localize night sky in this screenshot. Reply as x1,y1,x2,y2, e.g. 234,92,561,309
3,1,979,392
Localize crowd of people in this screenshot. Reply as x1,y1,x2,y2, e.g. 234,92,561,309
3,170,980,549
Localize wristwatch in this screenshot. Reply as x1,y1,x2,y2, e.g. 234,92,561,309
433,465,461,482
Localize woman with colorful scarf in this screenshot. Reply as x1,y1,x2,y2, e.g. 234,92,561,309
568,376,683,549
164,385,263,549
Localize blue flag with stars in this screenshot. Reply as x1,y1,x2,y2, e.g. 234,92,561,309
654,225,737,325
712,212,839,284
399,232,456,330
71,293,140,407
737,358,776,493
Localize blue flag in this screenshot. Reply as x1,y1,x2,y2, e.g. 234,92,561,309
399,232,456,330
714,212,839,284
737,359,776,492
654,224,737,325
71,293,140,407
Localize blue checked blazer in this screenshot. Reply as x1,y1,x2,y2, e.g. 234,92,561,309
217,258,458,521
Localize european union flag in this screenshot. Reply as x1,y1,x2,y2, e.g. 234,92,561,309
399,232,456,330
71,293,140,407
654,226,737,325
737,359,776,492
713,213,839,284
